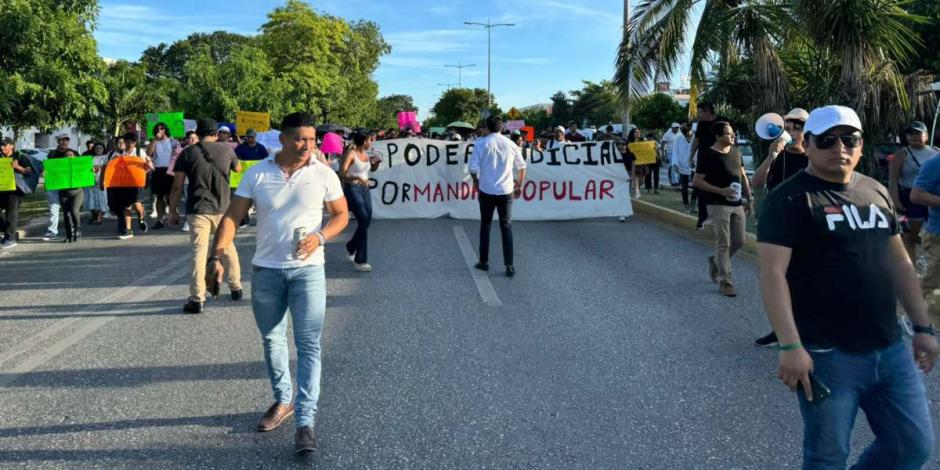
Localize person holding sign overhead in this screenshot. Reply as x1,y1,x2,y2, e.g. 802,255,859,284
168,118,243,315
0,137,33,250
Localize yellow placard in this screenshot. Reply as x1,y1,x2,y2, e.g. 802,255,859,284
235,111,271,135
0,158,15,191
230,160,261,188
628,141,657,165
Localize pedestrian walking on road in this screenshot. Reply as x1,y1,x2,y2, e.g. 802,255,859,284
207,112,348,454
909,135,940,318
889,121,939,262
42,135,75,241
147,122,181,230
0,137,34,250
123,134,152,234
693,121,752,297
167,118,243,314
48,148,84,243
339,130,381,272
469,115,527,277
758,105,938,469
689,103,730,230
671,124,694,208
85,142,108,225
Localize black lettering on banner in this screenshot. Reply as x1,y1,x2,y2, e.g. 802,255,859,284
445,144,460,165
530,149,544,164
402,183,412,201
464,144,474,164
404,144,421,166
381,181,398,205
546,147,561,166
562,144,581,165
368,178,377,189
600,141,612,165
612,141,624,164
581,142,598,166
427,144,440,166
386,143,399,168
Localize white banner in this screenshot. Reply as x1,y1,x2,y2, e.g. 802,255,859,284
366,138,633,220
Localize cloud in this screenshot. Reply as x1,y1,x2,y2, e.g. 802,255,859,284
384,29,476,54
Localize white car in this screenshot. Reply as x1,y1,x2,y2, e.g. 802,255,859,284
19,148,51,162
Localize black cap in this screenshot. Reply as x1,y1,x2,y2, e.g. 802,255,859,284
905,121,928,134
196,118,219,137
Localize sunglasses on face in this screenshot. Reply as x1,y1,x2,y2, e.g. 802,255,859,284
814,133,862,149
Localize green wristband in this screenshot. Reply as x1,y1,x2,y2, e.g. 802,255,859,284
778,342,803,351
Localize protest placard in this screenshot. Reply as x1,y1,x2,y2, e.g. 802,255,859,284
230,160,261,188
103,156,149,188
522,126,535,142
628,141,657,165
146,112,186,138
0,158,15,191
44,157,95,190
397,111,419,130
235,111,271,134
506,120,525,131
368,139,632,220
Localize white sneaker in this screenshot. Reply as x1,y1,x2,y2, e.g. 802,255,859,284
181,222,190,232
618,216,626,223
353,263,372,272
346,252,355,262
1,240,17,249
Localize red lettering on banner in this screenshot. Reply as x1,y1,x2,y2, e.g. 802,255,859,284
539,181,551,200
569,181,582,200
461,182,471,199
414,183,430,202
433,183,444,202
448,183,459,200
552,182,567,200
600,179,614,199
522,181,536,201
585,180,597,199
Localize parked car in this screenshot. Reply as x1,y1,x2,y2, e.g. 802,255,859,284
737,138,755,177
19,148,51,162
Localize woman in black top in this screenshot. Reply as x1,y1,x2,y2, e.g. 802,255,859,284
52,149,84,242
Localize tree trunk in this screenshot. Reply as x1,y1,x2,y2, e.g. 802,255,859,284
621,0,631,138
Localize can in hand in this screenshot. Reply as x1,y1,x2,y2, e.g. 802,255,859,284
292,227,308,259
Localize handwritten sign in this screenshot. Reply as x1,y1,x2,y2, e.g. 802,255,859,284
506,120,525,131
0,158,15,191
103,156,149,188
522,126,535,143
230,160,261,188
44,157,95,190
146,112,186,138
628,141,657,165
235,111,271,135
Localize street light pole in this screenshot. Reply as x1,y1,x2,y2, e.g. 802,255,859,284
464,19,514,110
445,63,476,88
621,0,632,138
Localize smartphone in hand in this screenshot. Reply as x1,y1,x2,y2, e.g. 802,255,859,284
797,373,831,405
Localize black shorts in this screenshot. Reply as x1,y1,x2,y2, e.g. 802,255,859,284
900,187,929,220
150,168,174,196
107,188,138,214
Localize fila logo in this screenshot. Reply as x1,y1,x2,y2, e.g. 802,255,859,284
825,204,890,231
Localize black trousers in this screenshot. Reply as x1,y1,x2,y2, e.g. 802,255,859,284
0,191,21,241
692,188,708,223
59,189,84,237
478,191,514,266
679,174,691,205
644,163,661,190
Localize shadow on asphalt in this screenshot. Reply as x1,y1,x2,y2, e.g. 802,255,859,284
0,360,283,388
0,299,188,320
0,412,259,438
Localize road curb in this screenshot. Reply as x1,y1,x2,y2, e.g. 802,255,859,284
631,199,758,256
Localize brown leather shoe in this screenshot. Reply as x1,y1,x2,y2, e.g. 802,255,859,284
719,281,737,297
257,402,294,432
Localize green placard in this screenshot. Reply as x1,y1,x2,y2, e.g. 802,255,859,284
146,112,186,139
230,160,261,188
0,158,15,191
44,157,95,190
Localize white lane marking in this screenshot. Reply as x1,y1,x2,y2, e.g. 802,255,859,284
0,257,189,369
452,225,503,307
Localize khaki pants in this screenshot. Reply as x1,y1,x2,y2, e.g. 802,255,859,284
708,204,746,284
921,233,940,320
188,214,242,302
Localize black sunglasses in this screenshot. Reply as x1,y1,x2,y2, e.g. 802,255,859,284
814,133,862,149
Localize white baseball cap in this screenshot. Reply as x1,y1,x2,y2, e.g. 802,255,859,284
554,126,566,133
217,125,231,133
783,108,810,122
805,105,863,135
670,122,680,128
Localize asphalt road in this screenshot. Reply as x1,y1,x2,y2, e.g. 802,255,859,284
1,215,939,469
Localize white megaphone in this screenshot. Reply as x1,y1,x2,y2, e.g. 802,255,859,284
755,112,792,144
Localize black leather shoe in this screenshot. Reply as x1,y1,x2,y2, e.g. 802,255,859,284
294,426,316,454
231,289,243,301
505,265,515,277
474,262,489,271
182,300,204,314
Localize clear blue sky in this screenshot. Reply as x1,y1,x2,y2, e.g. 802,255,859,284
96,0,694,120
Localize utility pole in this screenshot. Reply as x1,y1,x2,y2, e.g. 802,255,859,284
621,0,632,138
445,63,476,88
437,82,456,90
464,19,514,109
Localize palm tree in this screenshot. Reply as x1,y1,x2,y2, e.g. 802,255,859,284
616,0,932,136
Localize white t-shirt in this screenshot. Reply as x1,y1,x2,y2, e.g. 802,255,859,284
235,157,344,268
468,133,527,195
671,134,694,175
661,130,681,155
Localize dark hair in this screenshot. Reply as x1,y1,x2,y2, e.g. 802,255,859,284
184,130,197,140
627,128,640,143
605,125,614,132
699,102,716,115
485,115,503,133
1,137,13,146
93,142,106,154
123,132,138,145
153,122,169,134
351,131,369,147
280,112,317,136
196,118,219,138
86,139,95,146
710,121,732,138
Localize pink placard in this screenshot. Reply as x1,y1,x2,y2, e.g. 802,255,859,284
320,132,344,154
397,111,418,130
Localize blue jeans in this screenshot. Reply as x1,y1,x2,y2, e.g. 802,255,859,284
46,190,60,235
343,184,372,263
251,264,327,428
799,341,934,469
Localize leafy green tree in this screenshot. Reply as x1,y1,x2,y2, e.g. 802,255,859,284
0,0,106,138
520,108,551,133
368,94,417,130
903,1,939,76
140,31,256,80
549,91,573,125
570,80,622,127
427,88,497,127
632,93,687,131
76,60,171,139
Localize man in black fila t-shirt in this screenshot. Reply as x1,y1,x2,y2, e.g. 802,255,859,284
758,105,938,468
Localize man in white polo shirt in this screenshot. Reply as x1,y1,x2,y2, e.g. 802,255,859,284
469,115,527,277
207,112,349,454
